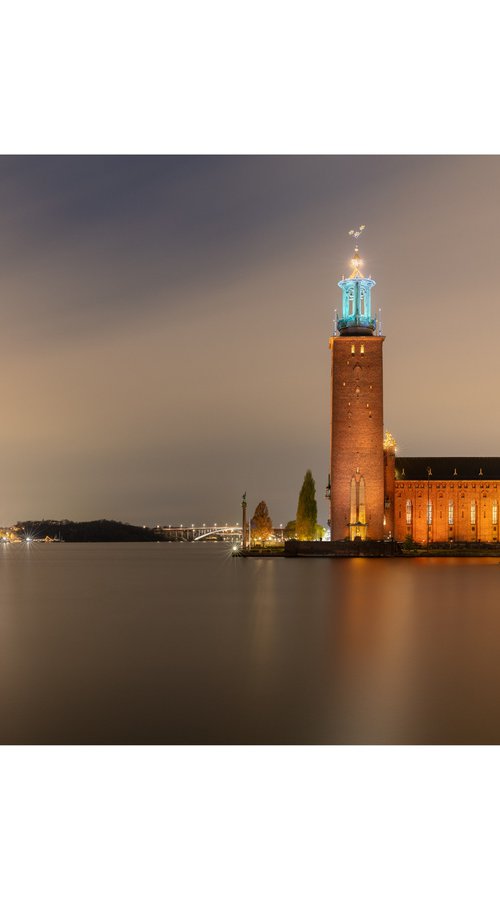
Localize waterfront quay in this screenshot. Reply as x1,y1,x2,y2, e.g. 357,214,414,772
236,540,401,558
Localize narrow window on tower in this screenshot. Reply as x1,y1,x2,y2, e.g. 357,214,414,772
493,501,498,525
350,477,357,526
359,476,366,525
427,500,432,525
406,500,412,524
360,344,365,354
448,499,454,525
470,502,476,525
351,344,355,355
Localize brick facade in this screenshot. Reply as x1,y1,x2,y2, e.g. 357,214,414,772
393,480,500,544
330,335,385,540
328,336,500,546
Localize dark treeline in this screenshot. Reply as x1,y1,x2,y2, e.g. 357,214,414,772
16,520,162,542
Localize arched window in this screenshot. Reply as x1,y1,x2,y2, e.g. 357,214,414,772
493,500,498,526
351,344,355,355
406,499,412,524
448,500,454,525
471,502,476,525
360,343,365,355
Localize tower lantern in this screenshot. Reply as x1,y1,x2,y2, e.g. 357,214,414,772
337,225,377,336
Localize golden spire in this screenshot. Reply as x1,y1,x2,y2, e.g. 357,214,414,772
348,225,366,278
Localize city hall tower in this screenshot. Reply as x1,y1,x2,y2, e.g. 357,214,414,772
329,229,385,540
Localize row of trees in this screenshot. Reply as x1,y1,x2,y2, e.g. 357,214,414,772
250,469,320,542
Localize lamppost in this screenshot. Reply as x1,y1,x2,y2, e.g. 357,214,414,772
241,492,247,551
427,467,432,551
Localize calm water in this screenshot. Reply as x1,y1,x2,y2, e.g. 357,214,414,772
1,542,500,743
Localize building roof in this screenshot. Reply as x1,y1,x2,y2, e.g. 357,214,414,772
395,457,500,481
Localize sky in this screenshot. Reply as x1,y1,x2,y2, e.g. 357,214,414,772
0,155,499,526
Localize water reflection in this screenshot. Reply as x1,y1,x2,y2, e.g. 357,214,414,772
1,545,500,743
323,558,500,742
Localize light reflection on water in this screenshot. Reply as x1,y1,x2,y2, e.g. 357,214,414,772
0,543,500,743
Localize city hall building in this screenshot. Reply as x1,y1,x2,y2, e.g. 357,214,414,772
328,234,500,544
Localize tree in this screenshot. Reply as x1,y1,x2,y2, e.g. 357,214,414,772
251,501,273,543
296,470,318,540
284,520,296,540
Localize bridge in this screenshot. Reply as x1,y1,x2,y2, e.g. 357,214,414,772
154,523,285,543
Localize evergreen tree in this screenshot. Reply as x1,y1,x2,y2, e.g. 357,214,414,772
296,470,318,540
251,501,273,543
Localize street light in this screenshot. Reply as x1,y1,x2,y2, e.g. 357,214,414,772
427,467,432,551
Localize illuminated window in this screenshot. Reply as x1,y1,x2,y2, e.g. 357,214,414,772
360,344,365,355
493,501,498,526
427,500,432,525
470,502,476,525
351,344,355,355
448,500,454,525
406,500,412,524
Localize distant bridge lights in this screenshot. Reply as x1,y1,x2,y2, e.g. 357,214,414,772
156,523,286,544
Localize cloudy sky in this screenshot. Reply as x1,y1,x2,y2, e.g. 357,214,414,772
0,156,498,526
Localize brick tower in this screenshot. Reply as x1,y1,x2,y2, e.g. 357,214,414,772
329,230,385,541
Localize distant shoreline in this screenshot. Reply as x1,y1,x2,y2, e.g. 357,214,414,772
8,519,163,543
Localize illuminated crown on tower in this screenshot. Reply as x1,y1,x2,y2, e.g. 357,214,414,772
337,225,377,336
